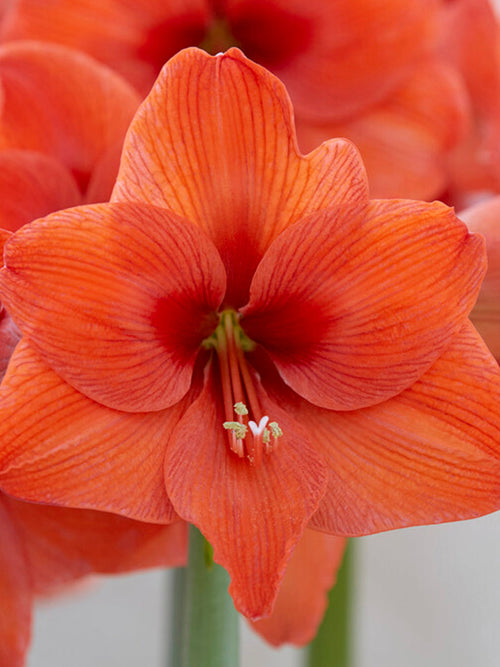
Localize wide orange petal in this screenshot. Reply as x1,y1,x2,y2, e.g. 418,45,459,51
242,199,485,410
1,0,210,94
296,321,500,535
225,0,440,123
297,59,468,200
0,149,81,231
113,47,368,306
0,202,226,411
0,340,182,523
0,41,140,194
250,529,346,646
460,196,500,360
7,496,187,595
0,496,31,667
164,363,328,619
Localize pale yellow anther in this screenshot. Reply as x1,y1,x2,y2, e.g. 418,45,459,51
234,402,248,416
269,422,283,438
223,421,248,440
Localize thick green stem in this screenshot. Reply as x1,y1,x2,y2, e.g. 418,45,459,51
169,524,240,667
305,540,354,667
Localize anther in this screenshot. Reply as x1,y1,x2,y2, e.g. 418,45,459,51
223,421,248,440
234,402,248,416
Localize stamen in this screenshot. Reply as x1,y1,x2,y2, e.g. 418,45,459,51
269,422,283,438
206,310,284,466
234,402,248,416
223,421,248,440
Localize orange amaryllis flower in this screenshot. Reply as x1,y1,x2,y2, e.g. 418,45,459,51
0,0,210,94
0,41,140,211
460,196,500,361
0,48,499,621
0,0,467,200
0,494,187,667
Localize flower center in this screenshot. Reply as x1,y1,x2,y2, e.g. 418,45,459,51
203,310,282,466
199,17,241,55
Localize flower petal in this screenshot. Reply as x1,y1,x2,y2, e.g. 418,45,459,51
289,321,500,535
0,309,20,381
249,529,346,646
439,0,500,198
1,0,209,94
297,59,468,200
8,497,187,595
0,497,31,667
460,196,500,360
0,340,183,523
0,149,81,231
113,47,368,306
164,363,328,619
0,41,140,193
226,0,440,123
242,200,485,411
0,202,226,411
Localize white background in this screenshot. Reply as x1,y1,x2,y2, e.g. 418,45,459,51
29,511,500,667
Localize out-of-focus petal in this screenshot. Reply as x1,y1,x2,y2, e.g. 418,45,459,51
0,308,20,381
164,363,328,620
440,0,500,198
297,60,468,200
0,496,31,667
8,497,187,594
0,41,140,193
0,149,81,231
460,196,500,359
113,47,368,305
250,529,346,646
242,199,485,410
225,0,440,122
0,202,226,411
0,0,210,93
0,340,183,523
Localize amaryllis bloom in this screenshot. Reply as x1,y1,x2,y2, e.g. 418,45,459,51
460,196,500,361
0,49,499,621
0,40,140,224
0,0,467,199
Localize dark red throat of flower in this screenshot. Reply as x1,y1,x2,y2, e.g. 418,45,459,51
203,310,283,466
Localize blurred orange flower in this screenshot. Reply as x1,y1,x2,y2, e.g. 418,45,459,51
0,40,140,230
0,49,499,623
439,0,500,205
0,493,187,667
0,0,470,199
460,196,500,361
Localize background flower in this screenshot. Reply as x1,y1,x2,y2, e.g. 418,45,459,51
0,0,474,200
0,40,140,225
0,494,187,667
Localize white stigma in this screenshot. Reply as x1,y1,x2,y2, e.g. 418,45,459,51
248,415,269,437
